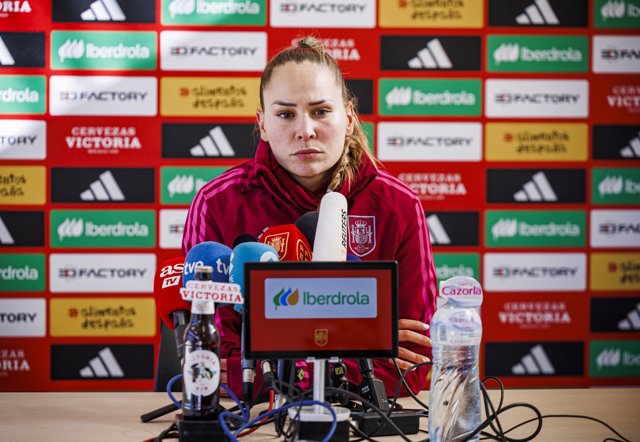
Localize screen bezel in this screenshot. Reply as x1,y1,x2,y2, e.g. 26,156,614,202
243,261,398,360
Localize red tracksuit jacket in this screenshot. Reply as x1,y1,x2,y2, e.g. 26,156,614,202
182,140,437,398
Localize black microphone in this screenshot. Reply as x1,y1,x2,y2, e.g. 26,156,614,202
295,211,319,249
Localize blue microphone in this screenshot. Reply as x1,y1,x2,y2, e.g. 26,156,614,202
229,241,279,404
182,241,232,287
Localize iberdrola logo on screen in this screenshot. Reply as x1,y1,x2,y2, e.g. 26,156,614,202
272,288,299,309
265,277,377,319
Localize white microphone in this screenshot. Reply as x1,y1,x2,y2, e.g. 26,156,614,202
312,192,348,262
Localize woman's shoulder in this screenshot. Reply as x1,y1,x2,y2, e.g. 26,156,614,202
195,162,253,201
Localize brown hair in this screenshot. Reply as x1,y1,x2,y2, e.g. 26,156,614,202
259,36,378,192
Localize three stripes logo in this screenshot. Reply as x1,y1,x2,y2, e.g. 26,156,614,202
80,171,125,201
621,131,640,158
80,0,126,21
513,171,558,202
78,347,124,378
512,344,556,375
515,0,559,25
0,37,15,66
0,216,15,245
190,126,235,157
408,39,452,69
427,214,451,245
618,303,640,330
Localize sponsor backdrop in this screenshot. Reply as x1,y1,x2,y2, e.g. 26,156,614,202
0,0,638,391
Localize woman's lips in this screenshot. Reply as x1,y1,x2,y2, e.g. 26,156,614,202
294,149,322,159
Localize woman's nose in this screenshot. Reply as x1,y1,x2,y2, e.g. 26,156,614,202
295,115,316,140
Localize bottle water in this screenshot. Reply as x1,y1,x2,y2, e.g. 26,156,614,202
428,276,483,442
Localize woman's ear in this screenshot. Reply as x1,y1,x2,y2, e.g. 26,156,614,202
256,109,268,141
346,101,355,136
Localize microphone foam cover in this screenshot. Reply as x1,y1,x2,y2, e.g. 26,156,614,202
229,242,279,313
295,211,319,249
313,192,348,262
182,241,232,286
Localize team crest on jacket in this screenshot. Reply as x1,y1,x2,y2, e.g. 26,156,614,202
348,216,376,257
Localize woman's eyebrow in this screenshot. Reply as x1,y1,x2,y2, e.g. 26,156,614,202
270,98,333,107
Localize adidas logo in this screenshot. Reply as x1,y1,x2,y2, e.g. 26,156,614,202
80,171,125,201
513,171,557,202
596,348,621,369
0,216,15,245
169,0,195,18
601,0,626,20
79,347,124,378
408,39,452,69
493,43,519,65
491,218,518,240
620,132,640,158
0,37,15,66
618,302,640,330
57,218,84,241
190,127,235,157
515,0,559,25
385,87,412,109
598,176,624,197
80,0,126,21
58,39,84,63
427,214,451,245
512,344,555,375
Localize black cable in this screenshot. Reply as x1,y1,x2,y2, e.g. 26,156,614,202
324,386,414,442
392,358,430,410
500,414,631,442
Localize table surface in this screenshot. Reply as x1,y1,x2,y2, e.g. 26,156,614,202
1,388,638,441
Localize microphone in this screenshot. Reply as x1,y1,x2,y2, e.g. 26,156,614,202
295,211,319,250
182,241,232,287
313,192,348,262
233,234,258,247
229,241,279,403
154,257,190,363
258,224,312,262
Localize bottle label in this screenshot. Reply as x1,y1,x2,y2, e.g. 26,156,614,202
191,299,215,315
435,309,482,346
439,276,483,308
184,350,220,397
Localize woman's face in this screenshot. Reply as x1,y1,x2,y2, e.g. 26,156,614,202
257,61,354,191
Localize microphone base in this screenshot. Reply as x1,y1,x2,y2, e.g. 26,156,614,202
288,405,350,442
351,410,421,437
176,413,228,442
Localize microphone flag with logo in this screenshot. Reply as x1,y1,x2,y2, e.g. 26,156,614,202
258,224,312,262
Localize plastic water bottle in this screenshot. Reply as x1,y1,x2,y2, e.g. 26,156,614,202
428,276,483,442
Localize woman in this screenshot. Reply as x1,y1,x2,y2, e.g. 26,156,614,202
182,37,437,398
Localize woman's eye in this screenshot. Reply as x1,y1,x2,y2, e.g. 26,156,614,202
314,108,329,116
276,111,293,119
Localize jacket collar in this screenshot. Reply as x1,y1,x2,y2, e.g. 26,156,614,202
250,139,378,213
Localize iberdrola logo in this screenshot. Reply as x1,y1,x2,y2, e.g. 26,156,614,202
273,288,299,309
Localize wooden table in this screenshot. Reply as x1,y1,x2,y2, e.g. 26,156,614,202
1,388,638,441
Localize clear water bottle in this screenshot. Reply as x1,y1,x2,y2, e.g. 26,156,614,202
429,276,483,442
